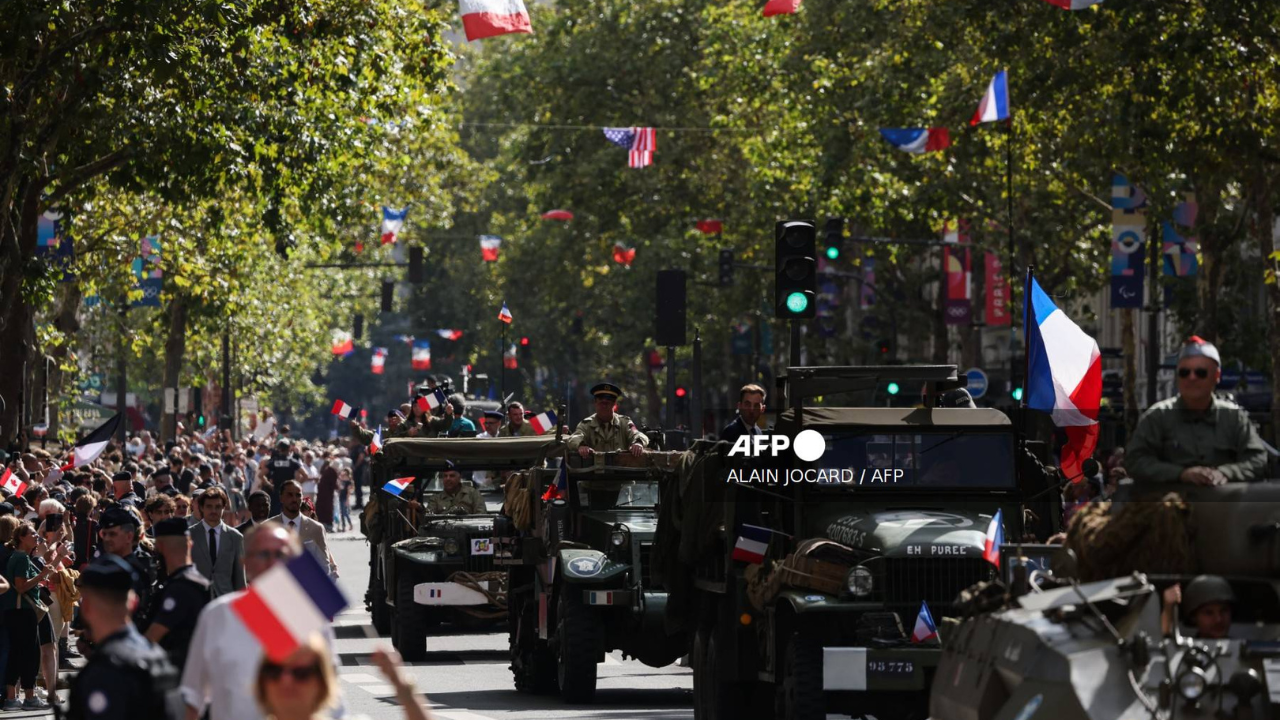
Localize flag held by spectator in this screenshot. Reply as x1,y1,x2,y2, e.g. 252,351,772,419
541,462,568,501
0,468,28,498
371,348,387,375
411,341,432,371
602,127,656,168
416,389,447,413
911,601,939,643
381,206,408,244
878,128,951,154
541,209,574,221
983,509,1005,567
330,400,360,421
480,235,502,262
695,220,724,235
60,413,123,470
731,524,774,564
612,242,636,266
230,551,348,662
529,410,557,435
498,302,513,324
458,0,532,42
382,477,414,498
971,70,1011,126
762,0,801,16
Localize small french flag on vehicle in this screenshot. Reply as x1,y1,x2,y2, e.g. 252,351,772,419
382,477,413,498
370,427,383,455
529,410,557,435
331,399,359,421
428,588,442,599
910,601,939,644
230,550,348,661
731,524,775,564
983,509,1004,567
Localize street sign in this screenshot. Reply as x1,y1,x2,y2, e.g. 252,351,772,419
965,368,989,399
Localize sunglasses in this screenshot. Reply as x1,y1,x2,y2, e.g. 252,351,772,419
262,663,321,682
1178,367,1211,379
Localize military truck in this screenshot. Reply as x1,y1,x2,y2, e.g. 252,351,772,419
369,436,558,660
655,365,1058,720
931,481,1280,720
498,451,689,703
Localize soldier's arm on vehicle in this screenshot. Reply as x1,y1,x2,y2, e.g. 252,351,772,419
1217,410,1268,482
1124,413,1184,483
627,423,649,448
565,420,591,451
350,423,374,444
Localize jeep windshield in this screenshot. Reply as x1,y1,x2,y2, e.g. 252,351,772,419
807,432,1015,489
575,478,661,510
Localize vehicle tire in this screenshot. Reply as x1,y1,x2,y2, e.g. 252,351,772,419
509,588,555,694
370,557,391,635
776,630,824,720
395,573,428,662
692,626,744,720
556,592,602,704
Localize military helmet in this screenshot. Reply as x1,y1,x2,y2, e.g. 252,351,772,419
1182,575,1234,620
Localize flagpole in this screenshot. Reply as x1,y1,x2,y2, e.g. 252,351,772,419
500,319,506,404
1006,112,1018,435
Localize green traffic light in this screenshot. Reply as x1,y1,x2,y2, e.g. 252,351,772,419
785,292,810,314
887,382,900,396
1012,387,1024,402
825,246,840,260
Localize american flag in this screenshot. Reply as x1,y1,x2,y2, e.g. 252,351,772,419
602,127,656,168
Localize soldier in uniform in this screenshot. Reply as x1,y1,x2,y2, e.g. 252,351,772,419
421,465,485,515
500,402,537,437
66,556,183,720
98,506,156,627
143,518,210,670
566,383,649,458
1126,337,1267,485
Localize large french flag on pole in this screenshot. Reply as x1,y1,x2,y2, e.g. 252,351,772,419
230,551,348,661
970,70,1010,126
61,413,123,470
459,0,532,41
1025,273,1102,482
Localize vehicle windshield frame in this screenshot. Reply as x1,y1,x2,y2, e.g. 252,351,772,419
573,477,662,510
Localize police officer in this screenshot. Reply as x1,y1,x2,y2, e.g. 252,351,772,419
66,556,183,720
142,518,210,670
1126,336,1267,485
420,464,484,515
98,506,156,627
264,439,303,515
566,383,649,458
110,472,141,509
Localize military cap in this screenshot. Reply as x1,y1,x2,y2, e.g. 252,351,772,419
590,382,623,400
483,410,505,420
79,556,136,593
388,409,406,420
151,468,171,480
111,471,133,484
153,517,191,538
1178,336,1221,366
99,505,141,530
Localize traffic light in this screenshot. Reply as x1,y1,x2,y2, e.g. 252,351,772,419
877,338,891,355
674,385,689,417
191,387,204,429
518,336,532,362
775,220,816,319
380,280,394,313
353,314,364,340
719,249,734,287
408,247,424,284
674,386,688,399
1012,386,1024,402
823,217,844,260
886,382,900,396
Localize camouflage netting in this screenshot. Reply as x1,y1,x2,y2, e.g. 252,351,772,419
1065,494,1195,582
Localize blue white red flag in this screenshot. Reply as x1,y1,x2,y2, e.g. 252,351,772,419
480,235,502,262
762,0,801,16
970,70,1011,126
983,509,1004,567
529,410,557,435
394,334,415,345
371,348,387,375
541,462,568,501
382,477,414,498
381,206,408,245
1025,274,1102,482
498,302,513,324
330,400,360,421
370,427,383,455
878,128,951,154
416,389,447,413
459,0,532,42
435,329,464,341
602,127,656,168
911,601,939,643
230,550,348,661
331,336,354,357
732,524,775,564
411,341,431,371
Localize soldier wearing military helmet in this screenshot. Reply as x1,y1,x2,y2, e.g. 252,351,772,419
1161,574,1234,639
566,383,649,458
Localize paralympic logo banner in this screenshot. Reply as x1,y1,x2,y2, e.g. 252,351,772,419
1111,174,1146,309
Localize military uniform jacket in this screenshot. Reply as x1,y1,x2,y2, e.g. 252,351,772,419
68,625,182,720
566,413,649,453
425,485,485,515
147,564,210,670
500,422,536,437
1126,396,1268,483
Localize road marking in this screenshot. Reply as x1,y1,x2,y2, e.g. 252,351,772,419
435,712,499,720
337,672,380,684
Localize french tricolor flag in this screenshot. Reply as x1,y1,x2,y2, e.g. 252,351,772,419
370,426,383,455
529,410,557,435
480,235,502,262
1025,274,1102,482
416,389,447,413
0,469,28,499
498,302,513,324
541,462,568,502
371,348,387,375
411,341,432,371
381,206,408,245
382,477,414,498
60,413,122,470
230,551,348,661
331,400,360,421
970,70,1010,126
1043,0,1104,8
731,524,774,564
910,601,939,643
459,0,532,42
878,128,951,154
983,509,1004,567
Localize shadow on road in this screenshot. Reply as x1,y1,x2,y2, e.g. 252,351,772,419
395,687,694,716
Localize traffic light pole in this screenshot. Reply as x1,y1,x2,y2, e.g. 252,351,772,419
789,321,801,369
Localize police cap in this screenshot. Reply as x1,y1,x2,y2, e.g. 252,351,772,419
590,382,623,400
99,505,141,530
1182,575,1234,620
79,556,136,593
153,517,191,538
483,410,505,421
111,471,133,484
151,468,171,480
0,503,13,518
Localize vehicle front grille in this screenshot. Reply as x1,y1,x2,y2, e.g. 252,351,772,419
638,542,656,589
881,558,994,610
465,531,496,573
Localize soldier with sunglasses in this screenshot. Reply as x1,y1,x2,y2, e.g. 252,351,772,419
1127,336,1267,485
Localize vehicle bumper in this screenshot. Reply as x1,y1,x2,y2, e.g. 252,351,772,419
413,580,499,606
822,646,940,691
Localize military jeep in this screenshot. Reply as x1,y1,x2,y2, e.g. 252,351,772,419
499,452,689,703
369,436,557,660
656,365,1057,720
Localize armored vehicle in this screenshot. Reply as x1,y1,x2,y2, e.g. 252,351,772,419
931,481,1280,720
656,365,1058,720
369,436,558,660
499,451,689,703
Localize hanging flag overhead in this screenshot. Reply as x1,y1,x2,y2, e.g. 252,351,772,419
1025,274,1102,482
1042,0,1104,8
911,602,939,643
435,329,464,341
331,400,360,421
458,0,532,42
602,127,656,168
1111,173,1148,309
371,347,388,375
528,410,557,435
695,220,724,235
381,206,408,244
331,332,355,358
0,468,28,498
541,209,574,221
970,70,1011,126
762,0,801,16
984,252,1010,326
411,341,432,370
229,551,348,662
503,343,518,370
60,413,123,470
479,235,503,262
983,509,1005,567
878,128,951,154
612,242,636,267
498,302,513,324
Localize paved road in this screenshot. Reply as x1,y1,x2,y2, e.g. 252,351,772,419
329,529,694,720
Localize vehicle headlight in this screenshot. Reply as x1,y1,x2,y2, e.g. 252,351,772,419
423,551,441,563
610,526,629,547
443,539,460,555
846,566,874,597
1177,667,1208,701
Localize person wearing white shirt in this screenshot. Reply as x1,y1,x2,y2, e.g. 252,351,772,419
300,451,320,502
472,411,505,490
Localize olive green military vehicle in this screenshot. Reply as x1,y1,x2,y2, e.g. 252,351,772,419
369,436,558,660
499,451,689,704
931,481,1280,720
656,365,1059,720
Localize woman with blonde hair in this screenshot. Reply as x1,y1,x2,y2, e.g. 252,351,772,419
253,640,432,720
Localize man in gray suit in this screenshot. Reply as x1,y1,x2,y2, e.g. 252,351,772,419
190,486,246,598
271,480,338,577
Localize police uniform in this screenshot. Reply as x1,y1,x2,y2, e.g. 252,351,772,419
566,383,650,453
99,507,156,628
426,484,485,515
67,557,183,720
141,518,210,671
265,442,303,515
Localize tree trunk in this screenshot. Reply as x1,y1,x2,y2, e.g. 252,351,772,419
47,283,84,440
1122,308,1139,437
0,182,43,446
1253,170,1280,446
1195,186,1225,342
160,294,189,445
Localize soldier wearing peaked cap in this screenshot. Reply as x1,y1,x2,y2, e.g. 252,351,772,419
1126,336,1267,486
566,383,649,458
